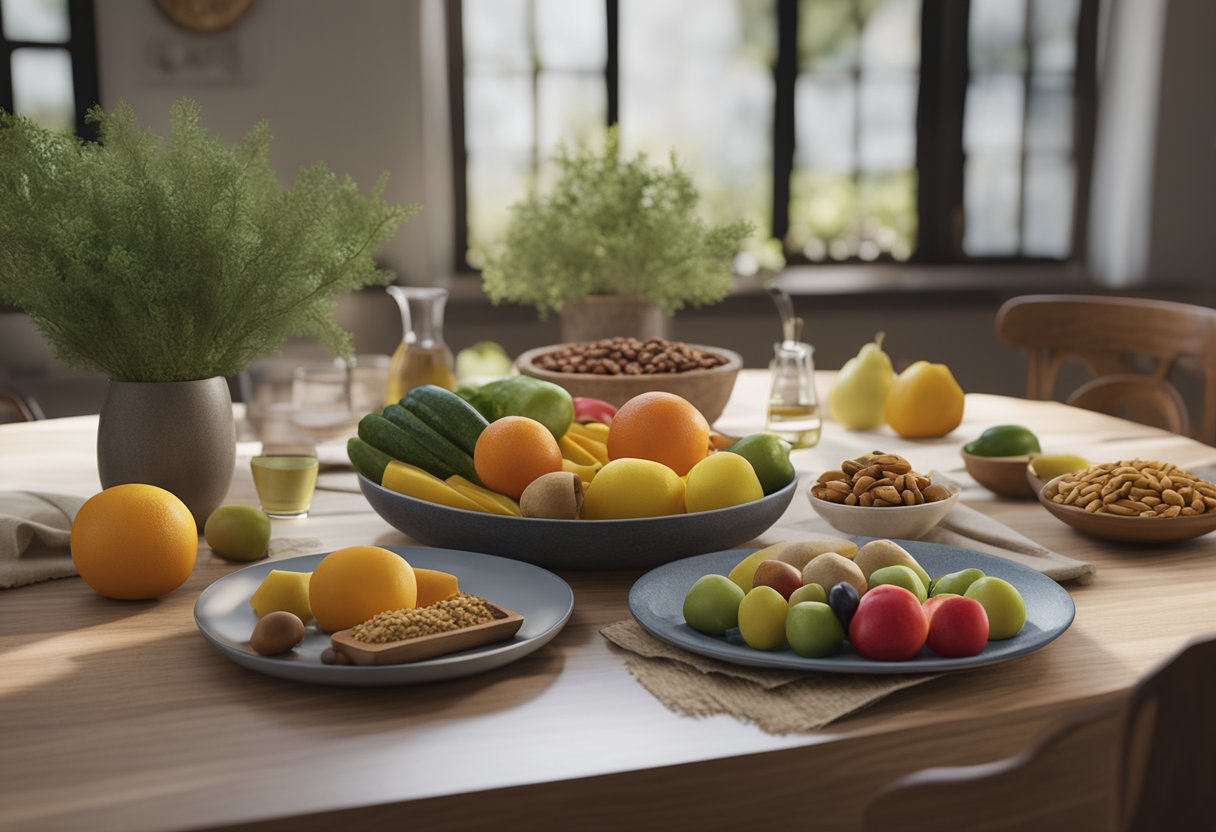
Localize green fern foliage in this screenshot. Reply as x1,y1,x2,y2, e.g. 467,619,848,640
0,99,417,381
482,127,753,317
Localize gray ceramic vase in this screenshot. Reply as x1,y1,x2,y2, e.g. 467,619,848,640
97,377,236,530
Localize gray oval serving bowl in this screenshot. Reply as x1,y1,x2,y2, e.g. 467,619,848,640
358,474,798,570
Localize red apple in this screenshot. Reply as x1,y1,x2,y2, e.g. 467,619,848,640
752,559,802,601
925,596,989,658
922,593,962,622
848,584,929,661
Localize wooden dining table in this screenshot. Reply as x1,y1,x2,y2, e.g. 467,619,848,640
3,370,1216,831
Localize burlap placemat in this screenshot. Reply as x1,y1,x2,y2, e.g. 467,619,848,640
602,619,941,734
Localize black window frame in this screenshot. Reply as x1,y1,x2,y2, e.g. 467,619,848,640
0,0,101,140
448,0,1098,272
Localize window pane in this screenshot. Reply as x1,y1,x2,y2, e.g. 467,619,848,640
620,0,775,235
1026,79,1072,153
800,0,857,72
858,170,917,258
964,75,1024,153
536,0,605,71
859,0,920,71
465,74,533,153
1031,0,1079,75
538,73,607,157
964,154,1020,255
859,77,917,169
466,152,533,265
788,171,858,256
795,76,855,172
1,0,69,42
969,0,1026,74
12,47,74,132
1023,156,1073,258
463,0,530,73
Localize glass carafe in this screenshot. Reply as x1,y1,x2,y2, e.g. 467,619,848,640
766,340,821,448
385,286,456,403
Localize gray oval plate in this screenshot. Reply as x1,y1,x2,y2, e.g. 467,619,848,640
194,546,574,686
629,540,1075,674
358,474,798,570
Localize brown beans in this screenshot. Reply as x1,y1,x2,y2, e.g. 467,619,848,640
533,337,729,376
1051,459,1216,519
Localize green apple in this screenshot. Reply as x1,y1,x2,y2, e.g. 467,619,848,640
786,601,845,658
682,574,745,635
965,577,1027,640
789,582,828,606
869,564,928,602
726,433,795,495
204,504,271,562
931,567,985,597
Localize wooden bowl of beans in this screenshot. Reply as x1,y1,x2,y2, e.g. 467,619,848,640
516,337,743,425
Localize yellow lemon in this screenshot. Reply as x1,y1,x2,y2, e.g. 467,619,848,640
1029,454,1090,480
884,361,965,438
685,453,764,513
581,458,685,519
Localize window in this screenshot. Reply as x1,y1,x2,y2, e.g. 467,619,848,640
451,0,1096,270
0,0,99,137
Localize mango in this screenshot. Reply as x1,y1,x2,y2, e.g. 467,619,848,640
446,475,522,516
250,569,313,623
559,434,601,467
561,458,601,484
566,432,609,465
414,568,460,607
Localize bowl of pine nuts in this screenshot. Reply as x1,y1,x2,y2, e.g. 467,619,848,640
1036,460,1216,542
517,338,742,425
808,451,961,538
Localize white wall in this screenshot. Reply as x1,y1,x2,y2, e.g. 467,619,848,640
92,0,451,284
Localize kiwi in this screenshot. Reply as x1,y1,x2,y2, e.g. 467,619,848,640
520,471,585,519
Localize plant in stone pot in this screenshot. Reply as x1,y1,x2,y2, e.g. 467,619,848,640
481,127,753,342
0,100,416,527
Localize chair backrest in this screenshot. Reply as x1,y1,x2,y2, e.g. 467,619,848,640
995,295,1216,443
863,635,1216,832
0,382,43,422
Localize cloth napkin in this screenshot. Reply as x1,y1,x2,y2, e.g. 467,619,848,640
758,473,1097,584
602,619,940,734
0,491,85,589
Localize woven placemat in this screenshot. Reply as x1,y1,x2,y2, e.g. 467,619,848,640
602,619,941,734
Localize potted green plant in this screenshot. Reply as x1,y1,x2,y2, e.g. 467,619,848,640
0,100,415,527
482,127,753,342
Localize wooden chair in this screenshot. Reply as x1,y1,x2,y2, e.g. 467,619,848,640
863,636,1216,832
995,295,1216,443
0,382,43,422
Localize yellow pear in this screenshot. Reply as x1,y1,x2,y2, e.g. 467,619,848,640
884,361,965,438
828,332,895,429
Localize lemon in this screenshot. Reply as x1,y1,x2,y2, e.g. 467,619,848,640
1029,454,1091,480
581,458,685,519
204,504,272,562
685,453,764,513
884,361,965,438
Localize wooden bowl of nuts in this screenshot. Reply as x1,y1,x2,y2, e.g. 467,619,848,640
517,338,743,425
1036,460,1216,543
808,452,960,539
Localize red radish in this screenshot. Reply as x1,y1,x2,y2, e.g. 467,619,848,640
573,397,617,424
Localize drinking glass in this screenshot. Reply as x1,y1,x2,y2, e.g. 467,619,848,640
251,454,319,518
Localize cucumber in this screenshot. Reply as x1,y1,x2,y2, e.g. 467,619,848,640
381,404,481,484
401,385,488,458
346,437,392,484
358,412,460,481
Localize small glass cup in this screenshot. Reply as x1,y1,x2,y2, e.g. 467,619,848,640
251,454,319,518
766,341,822,448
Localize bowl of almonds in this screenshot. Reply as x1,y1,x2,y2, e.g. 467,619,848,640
808,451,960,538
517,337,742,424
1036,460,1216,543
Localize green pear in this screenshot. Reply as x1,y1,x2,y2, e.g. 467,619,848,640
828,332,895,430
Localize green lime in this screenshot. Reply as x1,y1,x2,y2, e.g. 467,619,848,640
963,425,1041,457
204,504,272,562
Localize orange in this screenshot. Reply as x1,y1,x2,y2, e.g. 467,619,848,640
884,361,965,438
308,545,417,632
473,416,563,499
606,392,709,476
70,484,198,600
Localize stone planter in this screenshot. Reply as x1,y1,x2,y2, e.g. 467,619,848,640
559,296,670,342
97,377,236,530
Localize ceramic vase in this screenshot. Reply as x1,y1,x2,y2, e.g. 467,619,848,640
558,296,670,343
97,377,236,530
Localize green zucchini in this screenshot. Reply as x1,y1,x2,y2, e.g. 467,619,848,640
357,412,460,481
346,437,392,484
381,404,481,484
401,385,488,458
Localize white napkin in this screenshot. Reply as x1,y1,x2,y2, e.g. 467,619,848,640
0,491,85,589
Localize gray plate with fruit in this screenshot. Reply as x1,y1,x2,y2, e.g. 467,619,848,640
629,541,1075,673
